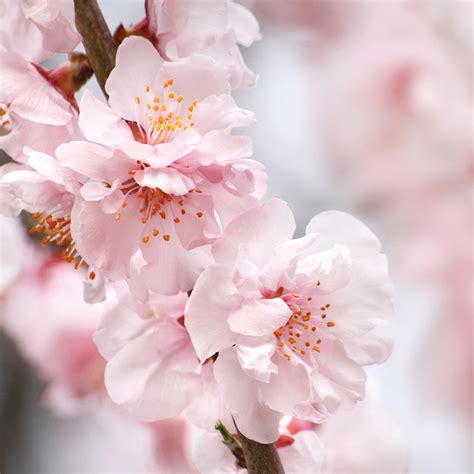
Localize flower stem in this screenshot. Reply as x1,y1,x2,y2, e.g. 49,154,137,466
73,0,117,97
235,424,285,474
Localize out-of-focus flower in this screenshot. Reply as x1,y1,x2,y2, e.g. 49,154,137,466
0,150,106,303
0,50,80,163
145,0,260,88
317,398,407,473
0,215,33,292
0,0,79,62
317,6,472,209
1,258,107,415
93,286,205,422
186,199,393,442
58,36,265,294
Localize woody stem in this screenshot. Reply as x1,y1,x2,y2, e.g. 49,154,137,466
73,0,117,97
235,423,285,474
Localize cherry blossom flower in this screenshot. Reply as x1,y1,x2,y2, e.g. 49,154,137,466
317,5,472,209
1,258,107,415
0,0,79,62
58,36,266,294
0,149,107,303
0,49,80,163
317,397,407,473
186,199,393,442
145,0,260,88
93,285,205,422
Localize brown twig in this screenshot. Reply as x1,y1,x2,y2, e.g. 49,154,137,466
73,0,117,97
235,423,285,474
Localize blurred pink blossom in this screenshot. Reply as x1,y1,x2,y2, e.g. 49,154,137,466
146,0,260,88
1,258,107,415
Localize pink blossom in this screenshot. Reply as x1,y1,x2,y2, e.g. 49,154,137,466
0,150,106,303
93,286,205,421
317,398,407,473
317,6,472,209
58,36,266,294
186,199,393,442
0,0,79,62
0,49,80,163
145,0,260,88
1,258,107,415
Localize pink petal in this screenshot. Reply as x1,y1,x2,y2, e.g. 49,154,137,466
235,338,278,383
71,197,141,281
185,264,241,361
261,356,312,415
57,141,132,182
135,167,195,196
306,211,382,258
78,90,133,146
159,54,230,103
140,241,212,296
228,2,261,47
228,298,291,337
213,348,282,443
193,95,255,135
104,321,202,421
213,198,295,268
106,36,163,122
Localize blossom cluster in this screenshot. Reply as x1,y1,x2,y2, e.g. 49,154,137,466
0,1,395,471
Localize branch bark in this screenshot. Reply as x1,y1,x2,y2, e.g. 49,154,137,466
73,0,117,97
236,425,285,474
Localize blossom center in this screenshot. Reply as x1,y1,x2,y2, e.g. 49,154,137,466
271,284,335,362
114,167,206,245
134,79,197,146
30,207,83,269
0,104,12,133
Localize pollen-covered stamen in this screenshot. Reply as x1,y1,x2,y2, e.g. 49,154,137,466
30,208,82,269
134,80,197,147
272,287,335,361
0,104,12,132
113,162,206,245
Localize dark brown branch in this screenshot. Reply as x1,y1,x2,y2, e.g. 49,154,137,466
236,425,285,474
73,0,117,97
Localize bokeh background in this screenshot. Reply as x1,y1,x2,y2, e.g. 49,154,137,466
0,1,472,472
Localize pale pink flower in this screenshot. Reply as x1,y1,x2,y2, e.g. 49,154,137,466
58,36,265,294
93,286,205,421
317,6,472,209
317,398,407,473
0,49,80,163
0,0,79,62
186,199,393,442
145,0,260,88
1,258,107,415
0,150,105,302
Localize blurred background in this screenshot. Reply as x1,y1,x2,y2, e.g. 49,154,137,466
0,1,472,472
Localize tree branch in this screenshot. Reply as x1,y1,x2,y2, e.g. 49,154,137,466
73,0,117,97
236,424,285,474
